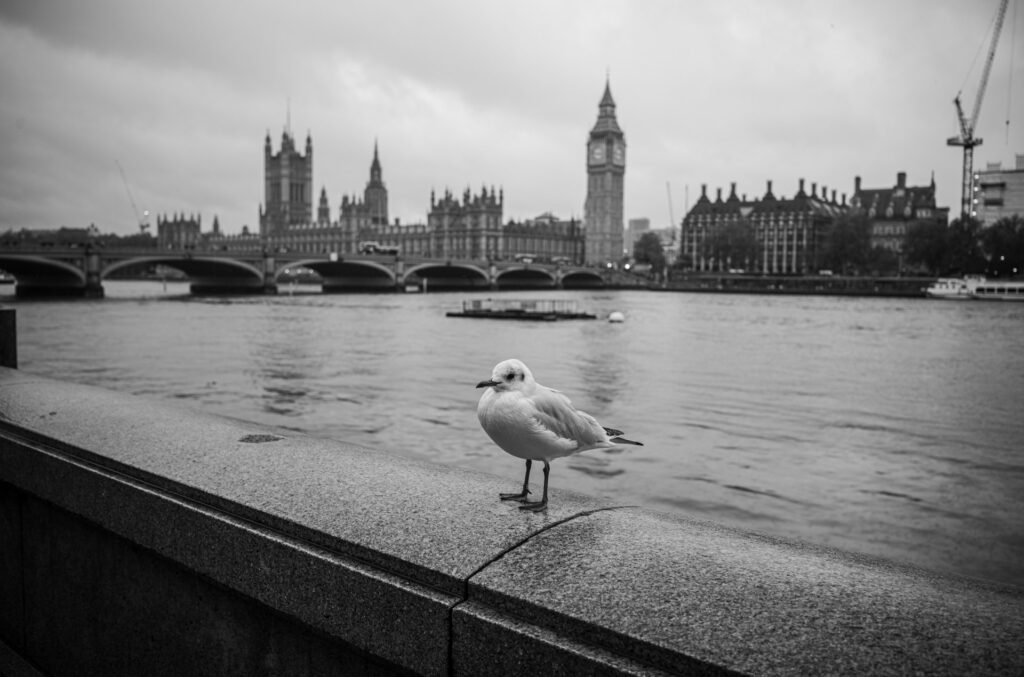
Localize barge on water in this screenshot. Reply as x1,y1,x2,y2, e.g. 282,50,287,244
446,298,597,321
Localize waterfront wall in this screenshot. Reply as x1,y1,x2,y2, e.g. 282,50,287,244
0,367,1022,676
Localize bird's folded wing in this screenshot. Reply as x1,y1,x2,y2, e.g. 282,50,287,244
528,387,606,449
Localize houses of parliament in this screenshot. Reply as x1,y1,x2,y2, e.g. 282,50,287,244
193,82,630,265
169,78,956,274
187,81,626,264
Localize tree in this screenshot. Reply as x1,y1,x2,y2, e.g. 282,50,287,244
633,232,666,273
903,217,986,276
979,215,1024,277
822,213,872,274
904,220,949,275
945,217,986,275
866,246,900,276
700,219,758,271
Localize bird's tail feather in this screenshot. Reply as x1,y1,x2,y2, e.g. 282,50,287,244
604,427,643,446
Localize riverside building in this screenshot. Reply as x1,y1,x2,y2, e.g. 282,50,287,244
972,154,1024,225
851,172,948,254
680,180,847,274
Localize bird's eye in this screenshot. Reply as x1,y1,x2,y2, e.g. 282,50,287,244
505,372,514,381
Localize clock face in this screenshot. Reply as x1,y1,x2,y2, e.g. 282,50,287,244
613,143,625,165
590,144,605,163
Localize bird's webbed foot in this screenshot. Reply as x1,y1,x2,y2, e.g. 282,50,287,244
499,490,531,502
518,498,548,512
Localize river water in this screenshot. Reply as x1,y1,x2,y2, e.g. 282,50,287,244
3,281,1023,587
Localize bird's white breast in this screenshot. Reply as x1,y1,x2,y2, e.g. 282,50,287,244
478,387,590,460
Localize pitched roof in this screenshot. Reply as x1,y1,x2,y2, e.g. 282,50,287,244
853,175,937,220
590,80,622,136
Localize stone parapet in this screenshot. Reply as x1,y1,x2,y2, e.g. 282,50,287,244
1,367,1022,676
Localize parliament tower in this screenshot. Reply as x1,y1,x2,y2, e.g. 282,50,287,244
583,79,626,264
260,128,313,237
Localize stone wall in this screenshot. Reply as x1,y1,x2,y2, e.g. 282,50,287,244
1,367,1022,676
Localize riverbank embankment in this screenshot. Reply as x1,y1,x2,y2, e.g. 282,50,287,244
1,367,1022,675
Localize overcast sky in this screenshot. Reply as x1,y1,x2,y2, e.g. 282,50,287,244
1,0,1022,236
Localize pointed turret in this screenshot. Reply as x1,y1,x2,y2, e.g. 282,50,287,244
369,139,382,183
590,77,622,135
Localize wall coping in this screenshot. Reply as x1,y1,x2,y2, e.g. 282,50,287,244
1,367,1022,675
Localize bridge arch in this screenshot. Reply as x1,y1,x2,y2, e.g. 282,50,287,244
403,262,489,291
285,259,396,292
0,254,88,297
494,266,557,290
560,269,606,289
103,256,267,295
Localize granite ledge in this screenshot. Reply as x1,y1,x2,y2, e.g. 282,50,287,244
460,508,1024,676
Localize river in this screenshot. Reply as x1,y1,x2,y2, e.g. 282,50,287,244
3,280,1023,587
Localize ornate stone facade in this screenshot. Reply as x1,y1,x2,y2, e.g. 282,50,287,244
427,187,503,260
584,80,626,265
157,213,202,250
681,180,847,274
260,129,313,237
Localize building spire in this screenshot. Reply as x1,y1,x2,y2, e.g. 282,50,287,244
591,76,621,135
370,139,382,181
600,76,615,109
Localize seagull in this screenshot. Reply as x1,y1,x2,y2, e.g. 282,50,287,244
476,358,642,511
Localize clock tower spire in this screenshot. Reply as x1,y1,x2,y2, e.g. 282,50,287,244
584,78,625,265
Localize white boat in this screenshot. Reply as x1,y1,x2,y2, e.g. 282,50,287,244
971,280,1024,301
924,277,976,300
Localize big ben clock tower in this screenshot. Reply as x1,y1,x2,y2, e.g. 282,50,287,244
584,79,625,265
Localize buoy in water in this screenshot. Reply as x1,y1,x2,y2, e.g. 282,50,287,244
608,311,625,323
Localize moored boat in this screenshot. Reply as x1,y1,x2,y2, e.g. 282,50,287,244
971,279,1024,301
924,277,975,300
446,298,597,320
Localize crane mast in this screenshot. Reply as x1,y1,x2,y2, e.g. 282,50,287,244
116,160,149,233
947,0,1009,220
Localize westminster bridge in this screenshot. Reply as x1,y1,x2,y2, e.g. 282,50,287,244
0,247,609,298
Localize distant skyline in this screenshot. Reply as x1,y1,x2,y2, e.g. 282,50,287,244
1,0,1022,236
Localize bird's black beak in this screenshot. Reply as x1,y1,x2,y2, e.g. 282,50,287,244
476,379,499,388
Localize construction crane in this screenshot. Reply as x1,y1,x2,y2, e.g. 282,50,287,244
116,160,150,234
947,0,1009,220
666,181,676,239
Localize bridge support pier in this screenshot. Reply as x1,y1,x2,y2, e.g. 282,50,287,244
83,251,104,298
394,258,405,292
262,255,278,294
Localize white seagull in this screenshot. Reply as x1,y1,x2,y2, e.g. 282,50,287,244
476,358,642,511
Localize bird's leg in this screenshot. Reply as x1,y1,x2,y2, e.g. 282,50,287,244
519,460,549,511
500,459,532,501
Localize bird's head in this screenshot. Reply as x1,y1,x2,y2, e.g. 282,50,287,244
476,358,534,392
